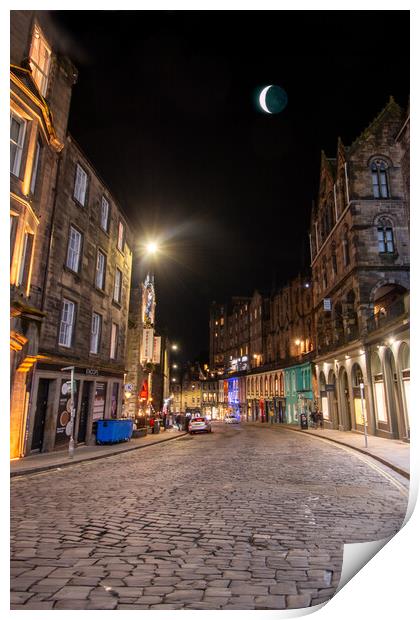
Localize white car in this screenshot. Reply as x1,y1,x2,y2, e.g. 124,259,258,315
189,417,212,434
224,414,240,424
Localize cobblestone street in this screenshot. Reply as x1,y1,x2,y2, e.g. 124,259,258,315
10,423,408,610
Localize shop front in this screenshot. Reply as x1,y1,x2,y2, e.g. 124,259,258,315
25,361,124,455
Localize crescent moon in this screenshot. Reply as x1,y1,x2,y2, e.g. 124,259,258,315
259,85,273,114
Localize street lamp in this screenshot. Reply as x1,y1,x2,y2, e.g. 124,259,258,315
171,344,179,351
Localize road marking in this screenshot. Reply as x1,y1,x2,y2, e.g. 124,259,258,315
281,428,408,498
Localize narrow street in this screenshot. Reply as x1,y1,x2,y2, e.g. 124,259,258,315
11,423,408,610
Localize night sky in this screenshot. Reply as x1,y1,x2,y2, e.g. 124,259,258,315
51,10,409,361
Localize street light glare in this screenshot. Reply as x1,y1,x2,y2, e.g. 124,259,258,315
146,242,158,254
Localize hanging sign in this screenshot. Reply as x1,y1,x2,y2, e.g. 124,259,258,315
141,328,154,362
152,336,161,364
323,298,332,311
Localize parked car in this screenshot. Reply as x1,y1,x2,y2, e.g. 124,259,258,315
189,417,212,434
224,414,240,424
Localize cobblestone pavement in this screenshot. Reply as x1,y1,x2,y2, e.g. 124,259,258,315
10,423,408,610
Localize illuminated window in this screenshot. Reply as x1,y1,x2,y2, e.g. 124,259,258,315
100,196,109,232
30,138,42,194
29,25,51,96
371,159,389,198
74,163,88,206
58,299,75,347
110,322,118,359
10,113,26,177
18,231,34,289
113,268,122,303
95,249,106,290
66,226,82,272
90,312,102,354
10,215,18,266
117,221,125,252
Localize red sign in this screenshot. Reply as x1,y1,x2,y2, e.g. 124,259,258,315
140,379,148,400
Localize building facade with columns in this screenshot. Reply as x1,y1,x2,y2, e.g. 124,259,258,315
310,98,410,440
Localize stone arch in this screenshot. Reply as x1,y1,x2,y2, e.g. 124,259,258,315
371,351,388,427
327,369,339,429
397,342,410,438
319,370,329,420
351,363,367,429
338,366,352,430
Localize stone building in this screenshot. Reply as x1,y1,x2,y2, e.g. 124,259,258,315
200,379,219,419
310,98,410,440
10,11,77,458
25,135,133,454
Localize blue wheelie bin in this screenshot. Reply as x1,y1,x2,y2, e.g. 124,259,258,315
96,419,133,444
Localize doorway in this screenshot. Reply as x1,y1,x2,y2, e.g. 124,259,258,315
77,381,91,443
31,378,50,452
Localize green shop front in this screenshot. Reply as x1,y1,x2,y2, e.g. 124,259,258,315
284,361,314,425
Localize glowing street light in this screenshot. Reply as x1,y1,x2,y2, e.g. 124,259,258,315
172,364,178,369
172,344,178,351
146,241,158,254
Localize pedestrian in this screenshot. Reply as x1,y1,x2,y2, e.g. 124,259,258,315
175,413,181,431
316,409,324,429
310,409,317,428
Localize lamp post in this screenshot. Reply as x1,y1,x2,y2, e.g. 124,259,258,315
359,381,368,448
61,366,76,459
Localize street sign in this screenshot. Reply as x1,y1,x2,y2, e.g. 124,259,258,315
124,383,134,392
323,298,332,311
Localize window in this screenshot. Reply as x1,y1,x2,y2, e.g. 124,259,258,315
10,216,19,266
342,231,350,266
18,232,34,289
74,164,88,206
113,268,122,303
377,220,395,253
29,24,51,96
100,196,109,232
110,322,118,359
95,250,106,290
30,138,42,195
58,299,75,347
331,244,337,277
371,159,389,198
117,221,125,252
90,312,102,354
66,226,82,272
10,113,26,176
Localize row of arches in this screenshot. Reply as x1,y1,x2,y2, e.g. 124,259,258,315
317,341,409,439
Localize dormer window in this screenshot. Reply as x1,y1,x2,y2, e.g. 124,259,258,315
371,159,389,199
29,24,51,97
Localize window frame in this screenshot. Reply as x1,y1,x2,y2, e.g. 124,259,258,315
29,23,52,96
95,248,107,291
113,267,122,304
110,322,119,360
58,298,76,348
66,225,83,273
117,220,125,253
90,312,102,355
30,137,42,195
377,223,395,254
371,159,390,199
10,113,26,177
100,196,110,233
73,163,89,207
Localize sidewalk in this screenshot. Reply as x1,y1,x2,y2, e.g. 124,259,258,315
10,428,188,477
246,422,410,479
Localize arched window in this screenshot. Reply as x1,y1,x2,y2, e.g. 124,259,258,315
322,256,328,289
265,376,268,395
275,375,278,394
371,159,389,198
260,377,263,394
377,217,395,254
